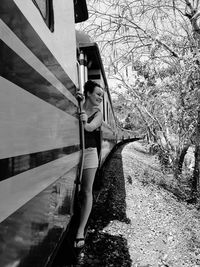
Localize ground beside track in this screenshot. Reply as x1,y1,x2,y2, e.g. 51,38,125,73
74,141,200,267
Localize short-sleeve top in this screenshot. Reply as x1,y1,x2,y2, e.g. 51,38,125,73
84,111,101,149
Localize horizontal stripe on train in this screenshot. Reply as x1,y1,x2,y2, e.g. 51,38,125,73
0,40,78,117
0,152,80,223
0,0,77,98
0,166,76,262
0,76,80,159
0,144,80,182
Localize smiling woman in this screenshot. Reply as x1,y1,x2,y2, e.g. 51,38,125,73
74,80,104,249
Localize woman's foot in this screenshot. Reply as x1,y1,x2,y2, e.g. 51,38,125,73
74,237,85,249
74,230,85,249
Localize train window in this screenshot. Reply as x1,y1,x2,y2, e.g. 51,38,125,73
76,60,80,89
74,0,88,23
32,0,54,32
102,95,105,121
108,108,110,126
107,102,109,124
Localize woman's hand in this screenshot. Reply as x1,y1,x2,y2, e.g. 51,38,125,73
80,111,88,123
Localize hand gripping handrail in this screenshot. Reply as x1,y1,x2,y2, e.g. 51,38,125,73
76,91,85,185
71,91,85,215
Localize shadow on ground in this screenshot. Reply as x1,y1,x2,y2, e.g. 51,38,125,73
77,144,132,267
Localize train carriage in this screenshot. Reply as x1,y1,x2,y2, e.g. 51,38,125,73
0,1,135,266
0,1,87,266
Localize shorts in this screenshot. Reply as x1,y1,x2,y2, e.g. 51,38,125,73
83,147,98,169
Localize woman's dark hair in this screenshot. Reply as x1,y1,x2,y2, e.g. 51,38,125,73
84,80,102,98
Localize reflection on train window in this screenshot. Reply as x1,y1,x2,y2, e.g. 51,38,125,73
107,102,109,124
32,0,54,32
103,95,105,121
73,0,88,23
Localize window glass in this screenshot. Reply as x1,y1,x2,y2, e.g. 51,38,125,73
103,95,105,121
32,0,54,32
74,0,88,23
33,0,46,18
107,102,109,124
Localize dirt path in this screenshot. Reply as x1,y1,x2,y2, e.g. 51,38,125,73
77,141,200,267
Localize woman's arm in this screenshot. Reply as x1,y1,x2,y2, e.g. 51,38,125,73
81,111,103,132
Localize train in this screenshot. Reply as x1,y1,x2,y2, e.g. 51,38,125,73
0,1,136,266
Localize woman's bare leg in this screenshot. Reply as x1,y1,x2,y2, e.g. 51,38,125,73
75,168,97,247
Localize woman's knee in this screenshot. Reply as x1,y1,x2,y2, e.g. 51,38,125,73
81,187,93,198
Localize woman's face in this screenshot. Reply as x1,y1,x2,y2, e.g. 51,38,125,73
88,86,104,106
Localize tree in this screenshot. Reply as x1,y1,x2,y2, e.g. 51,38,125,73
79,0,200,198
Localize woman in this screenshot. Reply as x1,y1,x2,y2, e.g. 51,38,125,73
75,80,104,248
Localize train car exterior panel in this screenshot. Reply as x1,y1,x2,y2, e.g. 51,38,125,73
0,165,77,267
101,140,116,164
0,77,80,158
0,0,84,265
100,123,117,164
101,123,116,142
0,20,77,111
1,0,78,86
0,151,80,223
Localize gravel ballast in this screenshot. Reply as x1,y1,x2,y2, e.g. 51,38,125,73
76,141,200,267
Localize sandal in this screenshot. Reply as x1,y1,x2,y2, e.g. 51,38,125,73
74,237,85,249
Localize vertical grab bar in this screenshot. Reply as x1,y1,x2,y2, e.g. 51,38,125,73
72,51,86,214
